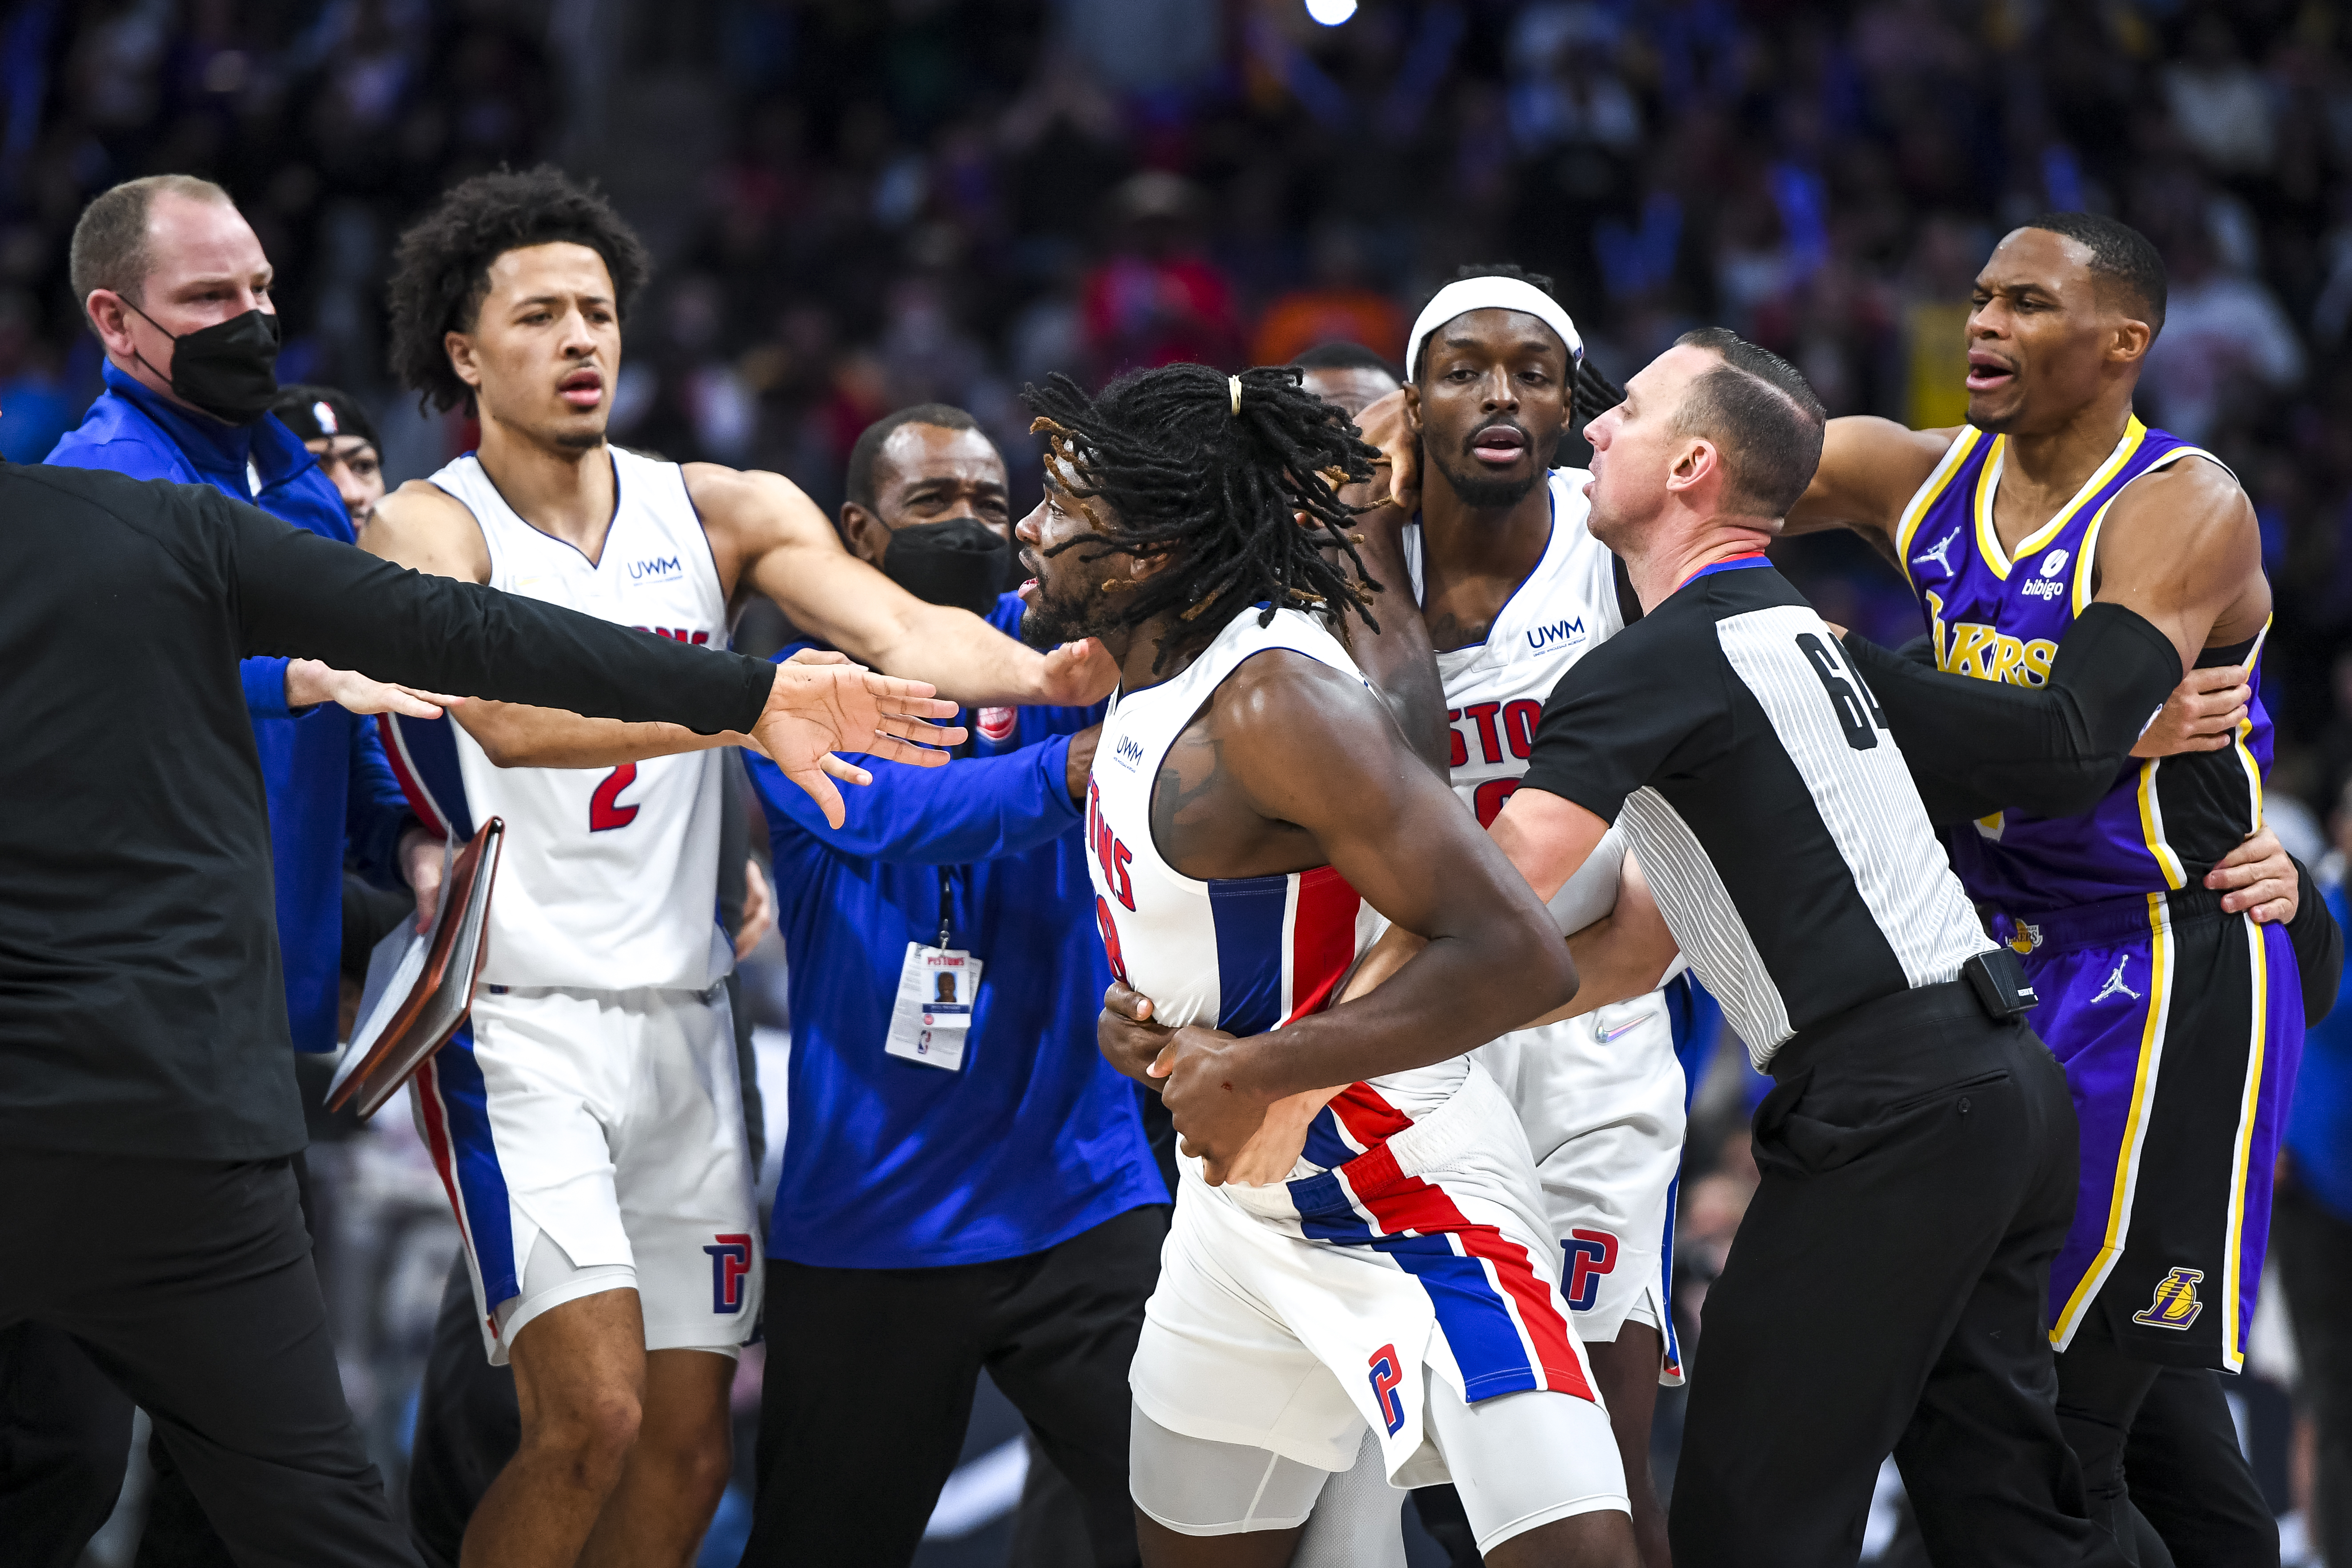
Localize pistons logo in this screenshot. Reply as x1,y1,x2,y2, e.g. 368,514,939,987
1563,1227,1619,1313
1366,1344,1406,1436
703,1233,753,1314
976,706,1017,743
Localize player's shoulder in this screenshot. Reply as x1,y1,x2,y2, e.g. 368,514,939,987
2125,446,2246,514
360,477,491,579
681,462,831,547
1214,641,1379,731
368,475,476,535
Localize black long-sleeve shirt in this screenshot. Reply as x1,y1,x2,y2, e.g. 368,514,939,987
0,462,777,1161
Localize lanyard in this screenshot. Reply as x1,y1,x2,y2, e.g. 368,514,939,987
936,866,955,949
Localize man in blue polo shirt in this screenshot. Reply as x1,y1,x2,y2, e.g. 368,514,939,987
0,173,437,1568
740,404,1163,1568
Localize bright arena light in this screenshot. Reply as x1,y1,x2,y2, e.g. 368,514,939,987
1305,0,1358,25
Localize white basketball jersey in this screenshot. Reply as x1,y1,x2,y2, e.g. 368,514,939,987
1408,471,1686,1243
1403,470,1625,827
405,447,730,992
1084,606,1467,1170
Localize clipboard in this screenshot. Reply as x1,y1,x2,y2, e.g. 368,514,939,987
326,817,505,1119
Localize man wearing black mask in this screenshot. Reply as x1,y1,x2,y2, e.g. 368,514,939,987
0,174,436,1568
839,402,1018,615
732,405,1168,1568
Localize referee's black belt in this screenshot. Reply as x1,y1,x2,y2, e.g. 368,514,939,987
1765,949,2036,1084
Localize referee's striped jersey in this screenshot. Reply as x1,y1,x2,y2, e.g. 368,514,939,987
1520,556,1993,1067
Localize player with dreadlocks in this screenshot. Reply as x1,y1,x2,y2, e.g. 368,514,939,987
1102,269,1685,1567
1020,362,1640,1568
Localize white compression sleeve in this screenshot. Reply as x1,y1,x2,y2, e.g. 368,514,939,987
1545,822,1628,937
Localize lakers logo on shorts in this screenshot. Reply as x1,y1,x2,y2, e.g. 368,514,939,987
2006,920,2042,955
2131,1267,2206,1330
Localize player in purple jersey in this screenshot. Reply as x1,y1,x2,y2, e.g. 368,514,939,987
1781,213,2324,1566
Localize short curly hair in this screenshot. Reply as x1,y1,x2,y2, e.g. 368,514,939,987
385,164,652,413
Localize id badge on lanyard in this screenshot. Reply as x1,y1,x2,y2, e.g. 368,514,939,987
885,867,980,1071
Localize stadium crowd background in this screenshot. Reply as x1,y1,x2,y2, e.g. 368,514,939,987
6,1,2346,1564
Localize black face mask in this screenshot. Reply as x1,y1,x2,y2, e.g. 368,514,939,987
128,304,282,425
880,517,1013,616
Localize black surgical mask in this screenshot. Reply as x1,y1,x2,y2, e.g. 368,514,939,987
880,516,1013,616
128,304,282,424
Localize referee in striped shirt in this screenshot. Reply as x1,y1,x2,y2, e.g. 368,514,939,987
1485,331,2127,1568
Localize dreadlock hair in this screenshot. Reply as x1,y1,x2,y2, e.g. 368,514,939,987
1429,262,1625,430
1023,363,1381,672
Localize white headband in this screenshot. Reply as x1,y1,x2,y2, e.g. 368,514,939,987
1404,276,1583,381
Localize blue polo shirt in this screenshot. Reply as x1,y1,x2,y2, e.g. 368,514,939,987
750,594,1164,1269
2288,878,2352,1223
46,363,415,1051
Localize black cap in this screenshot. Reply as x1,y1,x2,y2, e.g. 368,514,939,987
272,384,380,451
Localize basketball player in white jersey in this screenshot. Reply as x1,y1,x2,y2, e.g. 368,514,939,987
357,168,1109,1568
1361,268,1681,1566
1018,362,1638,1568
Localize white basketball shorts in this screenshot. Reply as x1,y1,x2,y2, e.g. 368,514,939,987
1130,1063,1621,1496
410,979,762,1364
1472,989,1687,1381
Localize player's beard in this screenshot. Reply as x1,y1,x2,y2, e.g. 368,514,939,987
1427,427,1545,511
1018,554,1111,650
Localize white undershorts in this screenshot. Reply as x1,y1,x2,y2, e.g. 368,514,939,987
1132,1365,1627,1553
409,980,762,1365
1472,989,1686,1382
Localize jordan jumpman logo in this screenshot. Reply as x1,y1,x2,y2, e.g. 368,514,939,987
2092,955,2142,1004
1913,529,1960,573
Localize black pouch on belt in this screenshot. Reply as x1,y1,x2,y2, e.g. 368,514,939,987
1961,947,2039,1021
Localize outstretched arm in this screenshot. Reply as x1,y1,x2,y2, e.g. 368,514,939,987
695,466,1118,709
231,491,962,826
1782,416,1955,541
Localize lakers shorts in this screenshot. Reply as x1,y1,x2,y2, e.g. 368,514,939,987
410,980,763,1364
1997,888,2304,1370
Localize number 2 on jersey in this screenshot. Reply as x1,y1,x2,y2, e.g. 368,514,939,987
1795,632,1887,750
589,763,641,831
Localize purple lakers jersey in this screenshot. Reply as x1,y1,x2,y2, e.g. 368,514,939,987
1895,417,2271,916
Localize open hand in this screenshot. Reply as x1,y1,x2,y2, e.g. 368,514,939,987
287,659,463,720
2134,664,2251,758
751,660,965,828
2207,824,2297,924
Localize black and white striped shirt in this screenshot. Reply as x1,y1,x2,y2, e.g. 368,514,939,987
1520,558,1993,1066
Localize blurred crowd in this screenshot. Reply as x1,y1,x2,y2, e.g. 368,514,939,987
11,2,2352,1558
9,0,2352,802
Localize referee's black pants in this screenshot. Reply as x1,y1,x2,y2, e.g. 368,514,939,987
739,1202,1166,1568
1667,987,2128,1568
0,1147,420,1568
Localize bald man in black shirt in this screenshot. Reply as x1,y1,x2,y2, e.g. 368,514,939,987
0,459,958,1566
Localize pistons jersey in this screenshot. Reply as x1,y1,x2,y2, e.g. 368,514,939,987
380,447,731,992
1896,417,2272,915
1083,606,1468,1174
1403,469,1627,828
